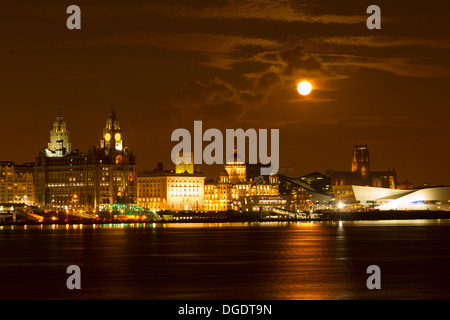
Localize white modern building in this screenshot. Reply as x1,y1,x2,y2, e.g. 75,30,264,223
333,185,450,211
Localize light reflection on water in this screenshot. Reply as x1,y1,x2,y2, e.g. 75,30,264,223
1,220,450,299
1,219,447,230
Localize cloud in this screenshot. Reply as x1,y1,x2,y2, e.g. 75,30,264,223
54,31,276,52
321,54,450,78
278,45,322,75
173,45,325,103
163,0,366,24
360,58,450,78
15,0,367,26
169,44,333,127
316,35,450,49
65,1,365,24
251,71,282,92
40,31,279,70
170,77,264,125
279,115,450,130
246,45,327,97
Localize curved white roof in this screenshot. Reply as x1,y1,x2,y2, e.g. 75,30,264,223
376,186,450,210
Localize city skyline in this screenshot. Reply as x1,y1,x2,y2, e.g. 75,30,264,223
3,106,447,215
2,107,448,188
1,1,449,186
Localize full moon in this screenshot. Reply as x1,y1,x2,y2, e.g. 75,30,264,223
297,81,312,96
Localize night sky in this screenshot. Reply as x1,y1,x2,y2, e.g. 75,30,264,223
1,1,449,185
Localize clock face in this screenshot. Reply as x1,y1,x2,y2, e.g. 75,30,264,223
104,133,111,141
115,133,121,141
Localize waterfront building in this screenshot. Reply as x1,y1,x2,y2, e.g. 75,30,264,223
137,162,205,211
35,108,137,212
224,150,247,184
237,194,291,213
298,172,332,195
326,145,397,188
333,185,450,211
277,173,332,212
44,109,72,158
175,152,194,174
204,149,279,211
0,161,35,206
204,177,279,212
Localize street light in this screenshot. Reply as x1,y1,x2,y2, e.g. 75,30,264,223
337,202,345,221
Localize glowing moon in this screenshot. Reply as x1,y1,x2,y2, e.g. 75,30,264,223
297,81,312,96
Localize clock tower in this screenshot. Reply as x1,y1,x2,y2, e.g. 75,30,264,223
100,106,124,155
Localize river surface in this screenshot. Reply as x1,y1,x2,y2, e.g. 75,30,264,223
1,220,450,300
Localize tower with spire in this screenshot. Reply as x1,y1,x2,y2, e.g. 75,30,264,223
100,106,124,155
45,109,72,157
96,106,136,206
36,106,137,212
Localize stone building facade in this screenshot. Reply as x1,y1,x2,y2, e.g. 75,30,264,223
35,108,136,212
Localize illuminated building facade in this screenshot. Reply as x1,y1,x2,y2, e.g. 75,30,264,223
35,108,137,212
277,173,332,212
238,195,291,213
204,177,279,211
224,151,247,183
204,149,279,211
0,161,35,206
326,145,397,189
44,109,72,158
175,152,194,174
333,185,450,211
137,163,205,211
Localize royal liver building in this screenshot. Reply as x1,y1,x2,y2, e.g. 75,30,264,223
35,108,137,212
44,109,72,157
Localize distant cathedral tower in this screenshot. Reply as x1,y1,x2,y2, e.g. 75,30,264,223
45,109,72,157
351,145,370,179
100,106,124,155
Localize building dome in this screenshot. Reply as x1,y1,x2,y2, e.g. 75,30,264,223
45,109,72,157
105,107,121,131
52,109,67,133
226,146,244,164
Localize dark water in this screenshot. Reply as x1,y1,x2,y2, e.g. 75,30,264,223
1,220,450,300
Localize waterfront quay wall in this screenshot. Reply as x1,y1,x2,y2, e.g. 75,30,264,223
1,210,450,226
